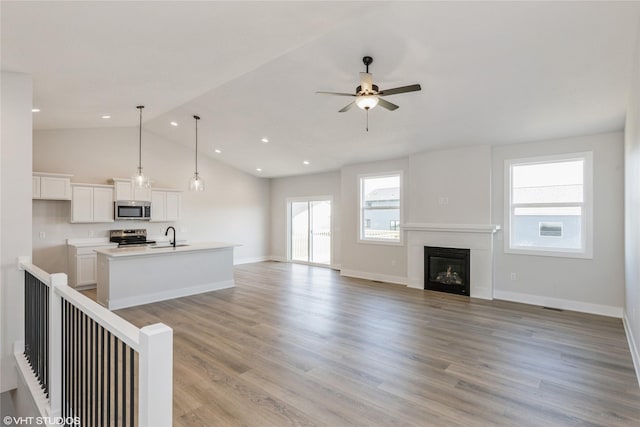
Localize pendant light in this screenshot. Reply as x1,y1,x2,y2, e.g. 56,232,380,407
189,115,205,192
132,105,151,189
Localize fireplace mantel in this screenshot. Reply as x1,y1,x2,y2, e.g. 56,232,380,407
402,223,501,234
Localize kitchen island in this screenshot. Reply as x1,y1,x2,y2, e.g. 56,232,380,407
95,242,235,310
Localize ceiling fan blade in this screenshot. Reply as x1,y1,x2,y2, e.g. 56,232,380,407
339,101,356,113
378,84,422,96
377,98,399,111
359,72,374,93
317,91,355,97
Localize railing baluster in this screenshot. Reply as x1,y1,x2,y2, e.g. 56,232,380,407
122,338,127,427
75,305,79,421
107,330,111,426
101,327,105,427
129,347,135,427
115,338,119,427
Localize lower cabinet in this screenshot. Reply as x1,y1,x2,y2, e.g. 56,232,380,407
67,243,116,288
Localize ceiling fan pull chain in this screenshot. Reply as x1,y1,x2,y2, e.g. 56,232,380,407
366,109,369,132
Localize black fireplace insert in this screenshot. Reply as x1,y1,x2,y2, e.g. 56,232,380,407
424,246,470,296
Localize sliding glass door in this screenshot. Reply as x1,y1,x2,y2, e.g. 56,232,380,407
289,198,331,265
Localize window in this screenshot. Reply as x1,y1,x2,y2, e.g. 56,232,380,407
359,173,402,243
505,152,593,258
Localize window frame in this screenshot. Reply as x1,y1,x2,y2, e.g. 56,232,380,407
358,171,403,246
504,152,593,259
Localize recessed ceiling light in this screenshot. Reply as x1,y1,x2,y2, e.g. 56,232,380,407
256,168,262,172
261,137,269,143
32,108,40,113
214,149,221,154
101,115,111,119
170,121,178,127
303,160,310,165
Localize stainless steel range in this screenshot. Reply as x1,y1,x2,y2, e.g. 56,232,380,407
109,229,156,248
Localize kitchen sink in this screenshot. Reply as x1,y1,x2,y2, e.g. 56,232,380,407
150,244,190,249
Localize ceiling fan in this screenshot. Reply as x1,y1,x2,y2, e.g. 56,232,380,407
317,56,421,130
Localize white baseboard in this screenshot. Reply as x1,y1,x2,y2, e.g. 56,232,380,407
493,290,623,318
234,256,272,265
623,312,640,387
108,280,235,310
339,269,408,286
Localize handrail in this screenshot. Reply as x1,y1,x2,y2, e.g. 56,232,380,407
19,256,53,287
55,283,140,350
19,259,140,350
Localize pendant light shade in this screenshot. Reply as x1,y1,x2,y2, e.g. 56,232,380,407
132,105,151,189
189,115,205,192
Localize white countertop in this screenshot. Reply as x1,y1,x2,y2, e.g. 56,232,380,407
67,238,117,248
95,242,237,258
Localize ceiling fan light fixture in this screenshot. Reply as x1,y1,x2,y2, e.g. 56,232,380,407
355,95,379,110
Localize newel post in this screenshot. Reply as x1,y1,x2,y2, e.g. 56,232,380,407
48,272,67,417
138,323,173,427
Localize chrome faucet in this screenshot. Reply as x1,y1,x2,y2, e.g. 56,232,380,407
165,226,176,248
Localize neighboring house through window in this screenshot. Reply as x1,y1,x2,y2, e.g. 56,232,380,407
505,152,593,258
359,172,402,243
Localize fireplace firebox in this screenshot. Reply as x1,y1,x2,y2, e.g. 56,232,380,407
424,246,470,296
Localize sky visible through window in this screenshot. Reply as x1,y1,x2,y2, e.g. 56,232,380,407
363,176,399,198
513,160,583,215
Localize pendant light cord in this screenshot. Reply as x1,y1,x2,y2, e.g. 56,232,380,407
137,105,144,170
194,115,200,175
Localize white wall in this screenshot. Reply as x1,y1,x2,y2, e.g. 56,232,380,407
1,72,33,392
492,132,625,316
33,127,270,274
624,20,640,382
270,171,341,266
408,145,491,224
340,157,409,284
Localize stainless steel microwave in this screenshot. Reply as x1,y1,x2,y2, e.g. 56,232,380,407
114,200,151,220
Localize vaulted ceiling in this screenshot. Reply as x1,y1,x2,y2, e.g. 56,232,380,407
3,1,639,177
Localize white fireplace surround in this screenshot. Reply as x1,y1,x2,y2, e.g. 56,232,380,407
404,223,501,300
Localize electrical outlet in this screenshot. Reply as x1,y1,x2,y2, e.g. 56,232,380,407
391,259,396,266
88,230,94,237
438,196,449,205
39,231,46,239
510,272,517,281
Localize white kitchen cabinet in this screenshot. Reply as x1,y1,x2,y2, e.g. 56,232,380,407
93,187,115,222
150,189,181,222
112,178,151,202
67,241,117,288
77,254,97,286
71,184,114,223
33,172,73,200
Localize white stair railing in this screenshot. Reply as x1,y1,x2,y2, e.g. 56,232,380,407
16,256,173,427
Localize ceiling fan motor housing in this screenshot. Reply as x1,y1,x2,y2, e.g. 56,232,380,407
356,84,379,95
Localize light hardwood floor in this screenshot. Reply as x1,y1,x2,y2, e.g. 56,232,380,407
111,261,640,426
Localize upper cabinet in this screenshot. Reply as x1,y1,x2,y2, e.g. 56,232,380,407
150,189,181,222
71,184,114,223
33,172,73,200
112,178,151,202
